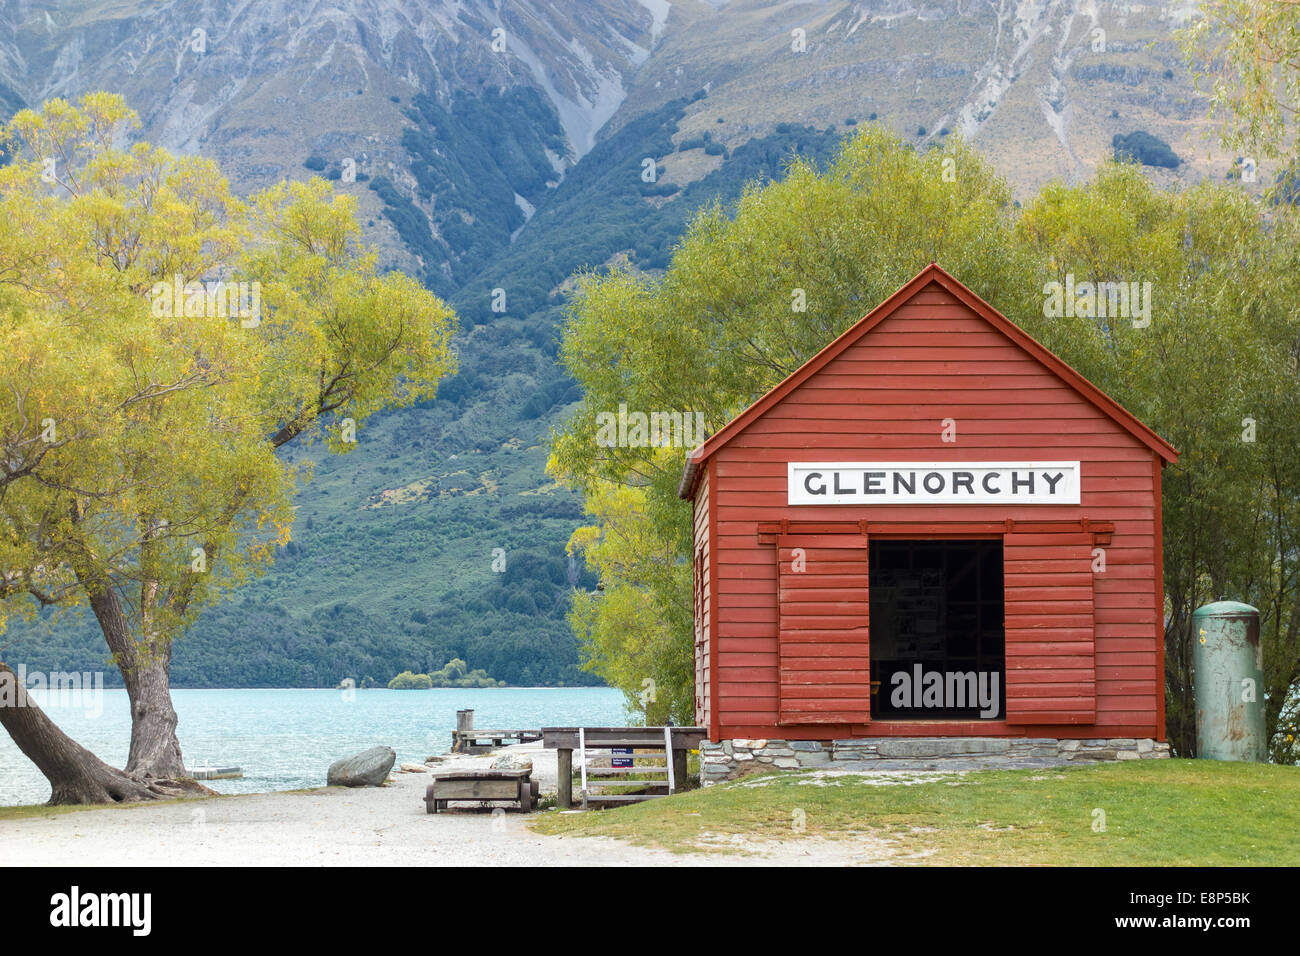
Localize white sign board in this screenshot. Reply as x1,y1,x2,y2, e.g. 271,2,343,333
787,461,1081,505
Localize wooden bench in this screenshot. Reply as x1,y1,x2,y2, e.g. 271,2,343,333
542,727,708,809
425,769,539,813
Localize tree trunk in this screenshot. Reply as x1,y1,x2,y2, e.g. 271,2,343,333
0,661,189,805
1165,609,1196,758
124,647,186,777
82,583,188,778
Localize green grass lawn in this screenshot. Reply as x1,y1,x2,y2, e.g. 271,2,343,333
531,759,1300,865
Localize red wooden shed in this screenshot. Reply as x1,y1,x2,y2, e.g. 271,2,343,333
679,264,1177,753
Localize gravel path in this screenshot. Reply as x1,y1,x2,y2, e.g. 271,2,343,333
0,744,895,866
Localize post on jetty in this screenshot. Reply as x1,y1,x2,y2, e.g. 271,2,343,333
450,709,544,753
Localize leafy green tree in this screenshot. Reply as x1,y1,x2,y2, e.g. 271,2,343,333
566,482,691,724
1176,0,1300,757
1181,2,1300,161
553,124,1300,759
388,671,434,689
550,128,1031,724
1112,131,1181,168
0,94,456,802
426,658,503,687
1017,163,1300,759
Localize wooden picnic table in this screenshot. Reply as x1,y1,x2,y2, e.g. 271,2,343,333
425,768,539,813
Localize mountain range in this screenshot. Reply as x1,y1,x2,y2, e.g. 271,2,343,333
0,0,1243,688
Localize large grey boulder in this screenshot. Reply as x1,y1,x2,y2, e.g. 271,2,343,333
490,752,533,772
327,746,396,787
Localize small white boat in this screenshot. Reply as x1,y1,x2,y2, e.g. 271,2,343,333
189,765,243,780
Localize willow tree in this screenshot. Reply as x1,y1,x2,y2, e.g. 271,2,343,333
564,480,693,724
0,93,457,802
552,121,1300,758
1180,1,1300,162
1016,163,1300,759
1175,1,1300,763
549,128,1033,721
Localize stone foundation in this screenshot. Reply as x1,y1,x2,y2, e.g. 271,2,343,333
699,736,1171,784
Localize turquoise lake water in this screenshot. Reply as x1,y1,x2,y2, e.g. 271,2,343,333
0,686,630,806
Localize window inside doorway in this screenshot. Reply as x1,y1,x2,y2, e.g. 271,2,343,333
869,539,1005,719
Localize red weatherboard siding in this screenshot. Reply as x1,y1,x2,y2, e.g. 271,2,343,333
693,272,1171,741
777,535,871,725
692,465,712,731
1002,530,1097,725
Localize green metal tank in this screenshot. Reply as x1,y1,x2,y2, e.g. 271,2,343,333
1193,601,1265,762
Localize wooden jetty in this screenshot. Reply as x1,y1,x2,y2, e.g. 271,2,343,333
450,728,543,754
449,708,543,753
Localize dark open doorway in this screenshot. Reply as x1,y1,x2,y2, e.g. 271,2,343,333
869,539,1005,719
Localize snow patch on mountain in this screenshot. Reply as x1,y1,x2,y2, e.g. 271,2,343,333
948,0,1064,140
514,192,537,221
509,28,628,158
637,0,672,41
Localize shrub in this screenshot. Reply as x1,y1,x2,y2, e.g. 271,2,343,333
1112,130,1180,168
638,181,680,197
388,670,434,689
